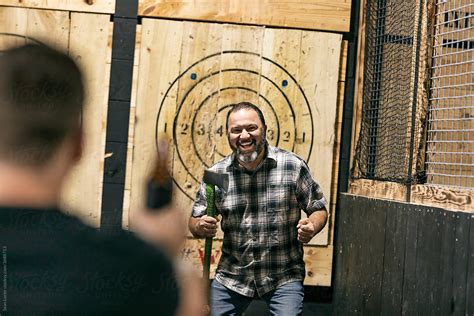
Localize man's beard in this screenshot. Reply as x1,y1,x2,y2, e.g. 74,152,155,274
237,146,259,163
230,133,266,163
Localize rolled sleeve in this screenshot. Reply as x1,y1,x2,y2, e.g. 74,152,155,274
191,182,208,217
295,162,327,215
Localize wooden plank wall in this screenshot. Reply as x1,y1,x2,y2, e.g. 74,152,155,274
125,19,344,286
0,6,113,227
0,0,114,13
138,0,351,32
334,194,474,315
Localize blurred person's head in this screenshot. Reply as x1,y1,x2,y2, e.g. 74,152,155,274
0,43,85,207
0,43,84,168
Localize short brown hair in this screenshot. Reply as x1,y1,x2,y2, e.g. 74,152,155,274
0,44,84,166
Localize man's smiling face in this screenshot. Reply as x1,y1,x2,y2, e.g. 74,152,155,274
227,108,266,164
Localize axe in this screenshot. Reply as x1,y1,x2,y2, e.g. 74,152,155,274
202,170,229,281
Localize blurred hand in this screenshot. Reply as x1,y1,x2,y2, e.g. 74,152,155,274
174,260,207,316
297,218,316,244
132,202,186,258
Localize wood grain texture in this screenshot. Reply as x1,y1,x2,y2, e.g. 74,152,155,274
348,179,407,202
138,0,351,32
299,31,342,245
61,12,111,227
411,184,473,213
329,42,348,244
380,203,407,315
128,19,184,230
349,0,366,176
122,25,142,230
339,40,348,82
336,194,473,314
0,7,28,49
25,8,69,51
0,0,114,14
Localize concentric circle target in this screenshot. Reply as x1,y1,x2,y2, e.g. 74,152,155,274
156,51,315,200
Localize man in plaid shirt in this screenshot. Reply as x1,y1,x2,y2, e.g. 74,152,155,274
189,102,328,315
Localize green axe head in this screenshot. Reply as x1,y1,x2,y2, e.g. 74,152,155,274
203,169,229,192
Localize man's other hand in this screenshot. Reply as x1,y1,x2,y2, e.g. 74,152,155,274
297,218,316,243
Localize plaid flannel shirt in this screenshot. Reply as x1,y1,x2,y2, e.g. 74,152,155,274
192,145,327,297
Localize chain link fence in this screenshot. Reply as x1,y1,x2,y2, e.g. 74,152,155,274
352,0,473,189
425,0,473,188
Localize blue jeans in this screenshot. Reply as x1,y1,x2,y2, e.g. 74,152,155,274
210,280,304,316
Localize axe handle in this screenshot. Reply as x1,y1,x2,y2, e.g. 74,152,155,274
203,183,215,281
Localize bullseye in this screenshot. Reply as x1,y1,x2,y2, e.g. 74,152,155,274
155,51,315,200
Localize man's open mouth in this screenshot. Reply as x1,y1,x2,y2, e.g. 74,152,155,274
238,140,256,151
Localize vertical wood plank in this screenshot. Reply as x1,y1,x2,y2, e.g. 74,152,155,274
333,194,350,314
349,0,366,176
414,208,443,314
402,207,420,314
128,19,183,228
334,195,356,313
25,8,69,51
298,32,342,245
380,203,407,315
467,214,474,314
171,21,223,217
61,13,111,227
217,24,264,161
359,199,386,314
330,40,348,245
260,27,302,154
122,24,141,229
336,194,366,313
452,212,470,315
0,7,28,49
439,211,456,315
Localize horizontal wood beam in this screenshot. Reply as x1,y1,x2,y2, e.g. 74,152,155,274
138,0,351,32
0,1,115,14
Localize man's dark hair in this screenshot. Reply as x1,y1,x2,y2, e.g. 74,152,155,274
0,44,84,166
225,102,266,130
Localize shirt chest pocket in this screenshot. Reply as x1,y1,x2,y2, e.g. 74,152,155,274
267,183,293,211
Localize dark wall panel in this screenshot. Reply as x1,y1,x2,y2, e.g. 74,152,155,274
467,220,474,314
334,194,473,315
359,199,386,313
401,206,419,315
452,212,471,315
380,203,406,315
439,211,456,315
414,209,443,314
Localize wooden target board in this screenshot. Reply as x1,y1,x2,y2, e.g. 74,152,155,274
0,6,113,227
127,19,341,284
164,51,315,199
129,19,341,238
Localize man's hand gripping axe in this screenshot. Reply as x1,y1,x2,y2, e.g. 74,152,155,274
202,170,229,281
